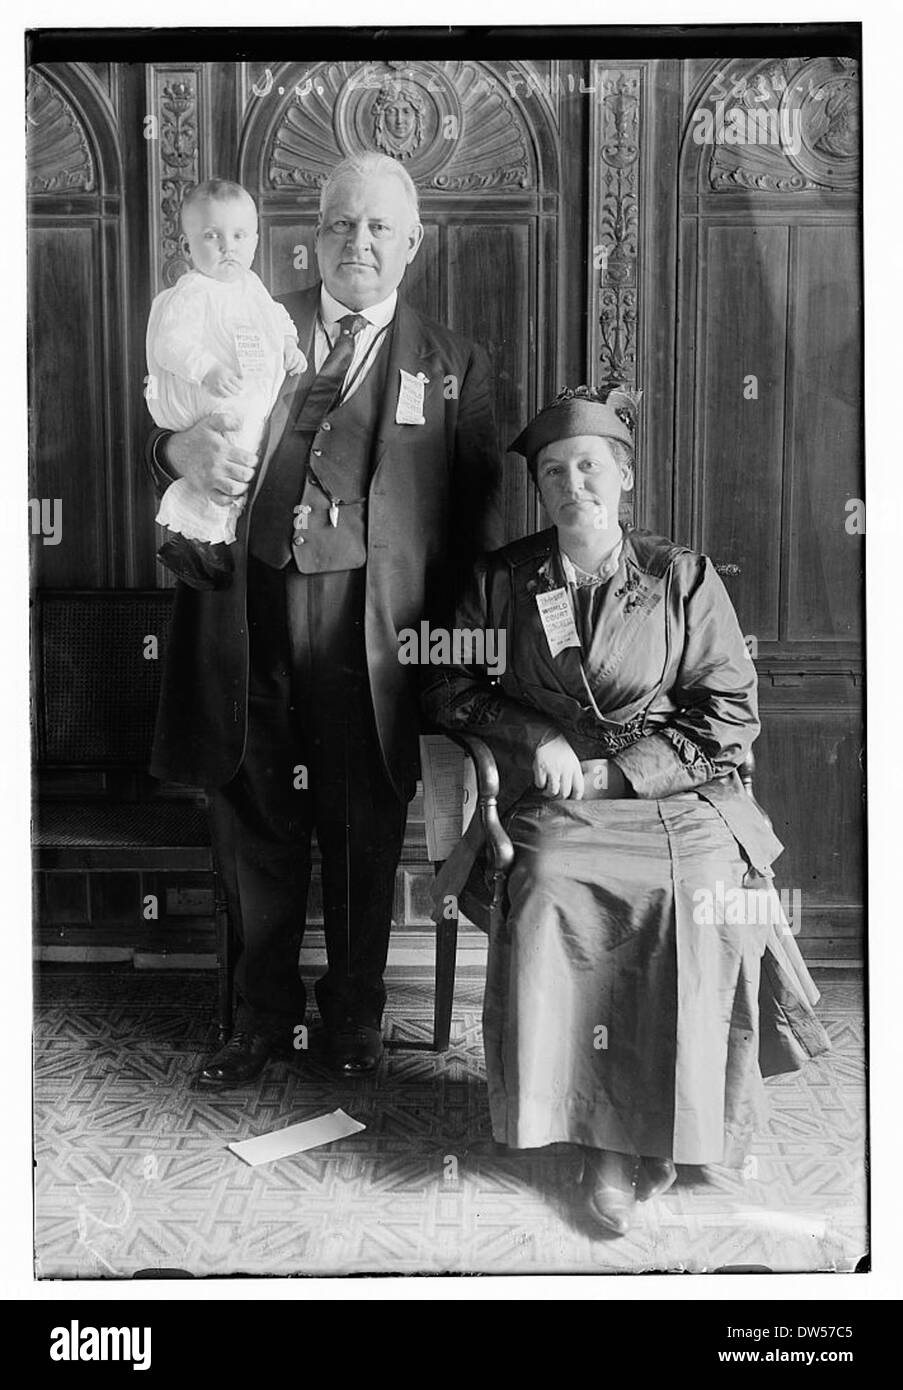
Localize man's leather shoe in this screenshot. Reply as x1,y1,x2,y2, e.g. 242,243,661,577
635,1157,677,1202
581,1149,638,1237
323,1023,383,1074
194,1031,282,1091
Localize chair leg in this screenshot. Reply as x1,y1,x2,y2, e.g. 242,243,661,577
433,912,458,1052
213,868,233,1045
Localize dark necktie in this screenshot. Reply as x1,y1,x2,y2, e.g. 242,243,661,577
249,312,368,567
292,313,368,431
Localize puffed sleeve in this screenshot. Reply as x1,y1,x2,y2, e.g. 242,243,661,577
150,277,220,384
270,297,299,342
245,271,299,342
612,553,760,798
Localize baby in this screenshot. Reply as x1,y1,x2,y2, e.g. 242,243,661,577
146,178,306,588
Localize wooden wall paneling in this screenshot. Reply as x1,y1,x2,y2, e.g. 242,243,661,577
143,63,211,588
27,62,128,588
698,221,789,642
556,63,591,397
207,63,241,184
785,221,863,644
675,57,864,962
118,62,160,588
754,690,864,961
586,61,642,467
144,64,208,294
447,219,533,541
638,60,682,536
587,59,683,538
28,223,108,587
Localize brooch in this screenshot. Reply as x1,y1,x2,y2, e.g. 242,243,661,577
613,567,647,615
526,559,558,596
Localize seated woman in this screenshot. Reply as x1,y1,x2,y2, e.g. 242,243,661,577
423,385,831,1238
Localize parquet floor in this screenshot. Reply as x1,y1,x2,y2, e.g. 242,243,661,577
33,967,867,1278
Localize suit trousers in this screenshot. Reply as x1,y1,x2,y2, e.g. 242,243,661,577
208,555,409,1033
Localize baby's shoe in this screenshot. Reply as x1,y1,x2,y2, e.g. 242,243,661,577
157,535,234,591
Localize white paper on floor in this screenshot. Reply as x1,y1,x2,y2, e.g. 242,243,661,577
228,1109,366,1166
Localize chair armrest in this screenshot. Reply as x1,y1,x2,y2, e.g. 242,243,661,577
740,748,773,830
446,732,515,879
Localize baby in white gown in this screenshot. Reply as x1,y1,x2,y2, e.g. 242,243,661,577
145,178,306,587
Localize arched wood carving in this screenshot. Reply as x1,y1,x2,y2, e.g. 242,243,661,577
246,60,536,194
27,67,96,194
684,56,859,194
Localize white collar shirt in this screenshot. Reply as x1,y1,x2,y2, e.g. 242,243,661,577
314,286,397,403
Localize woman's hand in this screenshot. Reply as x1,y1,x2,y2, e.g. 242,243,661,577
533,734,585,800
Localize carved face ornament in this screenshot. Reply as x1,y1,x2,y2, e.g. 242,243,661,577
372,83,425,159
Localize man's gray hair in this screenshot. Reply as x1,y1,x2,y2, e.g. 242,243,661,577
318,153,420,225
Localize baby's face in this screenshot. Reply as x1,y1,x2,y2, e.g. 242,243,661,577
181,195,259,282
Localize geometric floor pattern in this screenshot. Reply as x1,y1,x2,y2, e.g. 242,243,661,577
33,967,867,1278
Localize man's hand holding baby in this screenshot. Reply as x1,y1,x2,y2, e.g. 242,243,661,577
163,412,258,508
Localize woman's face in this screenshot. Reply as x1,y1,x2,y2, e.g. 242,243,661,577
535,434,633,535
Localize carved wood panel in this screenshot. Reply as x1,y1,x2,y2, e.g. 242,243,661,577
245,59,535,194
26,67,96,194
588,65,641,395
676,56,863,963
145,65,206,291
690,56,860,195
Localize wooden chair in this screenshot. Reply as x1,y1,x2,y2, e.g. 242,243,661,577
32,590,234,1042
430,736,764,1046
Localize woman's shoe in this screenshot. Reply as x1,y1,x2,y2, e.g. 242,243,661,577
581,1148,638,1237
635,1157,677,1202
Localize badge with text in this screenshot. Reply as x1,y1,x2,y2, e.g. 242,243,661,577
395,368,428,425
234,327,268,377
535,588,582,658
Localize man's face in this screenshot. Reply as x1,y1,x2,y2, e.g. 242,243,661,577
181,195,259,282
316,174,423,309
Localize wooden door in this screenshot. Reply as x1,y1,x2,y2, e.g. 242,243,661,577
675,56,863,963
27,62,134,586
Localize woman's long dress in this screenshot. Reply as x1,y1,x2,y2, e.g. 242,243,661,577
424,527,831,1166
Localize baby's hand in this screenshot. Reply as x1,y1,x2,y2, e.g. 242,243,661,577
283,339,307,377
203,363,244,397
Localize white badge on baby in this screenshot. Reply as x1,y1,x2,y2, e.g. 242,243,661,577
234,327,268,377
535,588,582,658
396,368,428,425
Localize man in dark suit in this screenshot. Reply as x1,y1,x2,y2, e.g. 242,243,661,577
146,152,503,1086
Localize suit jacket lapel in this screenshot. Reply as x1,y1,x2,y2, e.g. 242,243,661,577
371,298,437,483
249,285,320,506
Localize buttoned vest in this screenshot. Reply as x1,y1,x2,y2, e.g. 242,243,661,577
248,327,393,573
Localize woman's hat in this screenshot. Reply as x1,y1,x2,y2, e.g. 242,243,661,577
510,384,641,464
